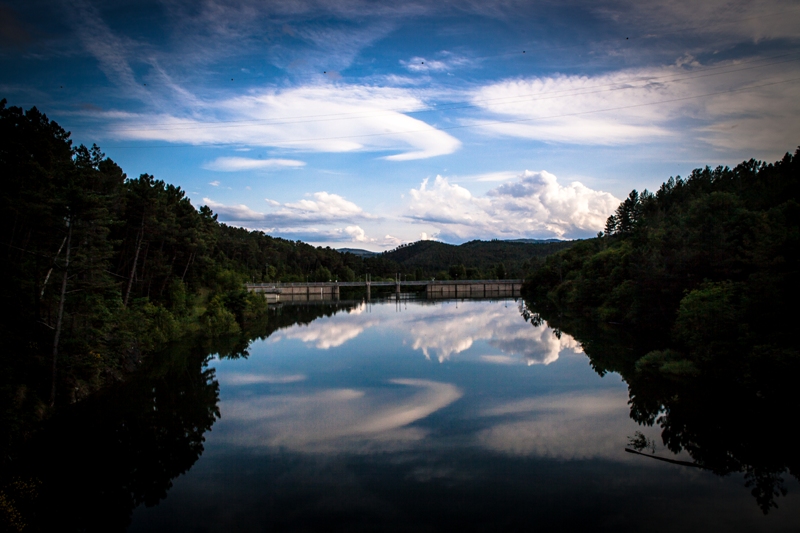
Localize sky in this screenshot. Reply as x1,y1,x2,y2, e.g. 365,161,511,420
2,0,799,250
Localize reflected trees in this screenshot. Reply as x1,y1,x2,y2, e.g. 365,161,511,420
520,301,800,514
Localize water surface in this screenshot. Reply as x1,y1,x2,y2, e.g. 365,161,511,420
127,298,799,532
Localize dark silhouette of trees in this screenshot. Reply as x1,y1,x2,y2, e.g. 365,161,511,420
521,149,800,513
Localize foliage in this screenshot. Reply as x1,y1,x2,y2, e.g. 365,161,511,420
522,150,800,513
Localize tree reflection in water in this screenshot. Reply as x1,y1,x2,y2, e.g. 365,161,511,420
520,301,800,513
0,302,359,532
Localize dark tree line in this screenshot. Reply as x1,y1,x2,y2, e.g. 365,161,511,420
0,102,379,416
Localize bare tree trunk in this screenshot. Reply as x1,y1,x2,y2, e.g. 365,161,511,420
50,219,72,407
181,252,194,282
158,252,177,296
40,235,68,299
124,220,144,307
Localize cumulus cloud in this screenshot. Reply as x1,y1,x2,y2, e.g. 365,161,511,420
204,191,371,224
344,225,369,242
285,191,365,218
203,157,306,171
202,198,264,221
109,85,461,160
407,171,619,240
202,191,386,244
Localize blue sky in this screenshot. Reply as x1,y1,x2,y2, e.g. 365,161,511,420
2,0,799,249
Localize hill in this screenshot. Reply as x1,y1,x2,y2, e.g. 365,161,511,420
382,239,575,279
337,248,378,257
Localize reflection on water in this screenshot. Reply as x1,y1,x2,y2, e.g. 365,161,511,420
4,299,799,531
270,300,582,365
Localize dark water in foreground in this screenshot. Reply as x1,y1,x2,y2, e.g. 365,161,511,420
11,298,799,531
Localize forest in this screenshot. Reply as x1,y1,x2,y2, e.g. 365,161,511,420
524,148,798,358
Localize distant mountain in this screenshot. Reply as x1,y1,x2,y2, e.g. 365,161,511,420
504,238,565,244
337,248,378,257
381,239,575,277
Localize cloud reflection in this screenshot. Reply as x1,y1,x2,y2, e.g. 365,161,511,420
476,390,659,462
270,303,379,349
220,373,306,385
402,303,582,364
265,300,582,364
216,379,462,453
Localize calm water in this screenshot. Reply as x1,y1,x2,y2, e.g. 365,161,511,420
119,298,797,532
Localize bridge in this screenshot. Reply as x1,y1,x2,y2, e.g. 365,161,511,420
246,279,523,302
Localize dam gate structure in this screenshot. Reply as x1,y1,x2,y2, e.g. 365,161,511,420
246,279,523,303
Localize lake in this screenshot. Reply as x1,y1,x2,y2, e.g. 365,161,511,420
12,296,798,531
120,297,798,532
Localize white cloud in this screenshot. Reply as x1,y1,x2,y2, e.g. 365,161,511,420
202,192,387,244
470,58,800,153
407,171,619,240
456,171,519,183
471,73,675,145
285,191,365,218
344,225,369,242
479,355,517,365
203,157,306,171
203,191,372,225
214,379,462,453
402,301,582,365
401,53,469,72
219,373,306,385
380,234,403,248
109,85,461,160
209,180,221,186
203,198,264,220
277,321,369,349
605,0,800,44
476,389,657,461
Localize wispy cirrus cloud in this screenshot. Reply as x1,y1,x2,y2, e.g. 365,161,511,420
203,157,306,171
214,378,462,453
108,85,461,160
599,0,800,45
67,0,149,100
401,52,470,72
470,57,800,153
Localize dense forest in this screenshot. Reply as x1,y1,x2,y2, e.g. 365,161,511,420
381,239,573,280
0,100,570,427
524,148,798,352
522,150,799,512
